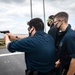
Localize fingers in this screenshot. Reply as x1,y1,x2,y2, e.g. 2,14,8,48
55,60,60,68
4,34,8,37
6,33,13,37
49,20,53,25
29,27,34,33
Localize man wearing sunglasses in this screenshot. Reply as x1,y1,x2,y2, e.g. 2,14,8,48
54,12,75,75
4,18,56,75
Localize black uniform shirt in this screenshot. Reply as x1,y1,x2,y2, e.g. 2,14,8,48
59,25,75,69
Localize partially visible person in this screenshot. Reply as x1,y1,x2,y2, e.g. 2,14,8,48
54,11,75,75
47,15,60,75
47,15,59,43
4,18,56,75
47,15,54,28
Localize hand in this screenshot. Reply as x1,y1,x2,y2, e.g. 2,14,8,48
4,34,8,39
6,32,13,37
5,33,15,40
55,60,60,68
4,34,10,42
49,20,53,25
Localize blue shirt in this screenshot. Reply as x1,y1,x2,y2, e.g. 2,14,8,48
59,25,75,69
7,31,56,73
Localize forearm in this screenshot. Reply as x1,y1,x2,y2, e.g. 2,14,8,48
14,34,27,39
4,34,11,48
8,34,27,40
67,58,75,75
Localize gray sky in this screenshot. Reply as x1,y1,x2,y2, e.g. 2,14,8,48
0,0,75,34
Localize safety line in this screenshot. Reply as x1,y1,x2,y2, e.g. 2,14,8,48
0,52,23,57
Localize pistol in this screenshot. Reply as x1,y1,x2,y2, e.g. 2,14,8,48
0,30,10,34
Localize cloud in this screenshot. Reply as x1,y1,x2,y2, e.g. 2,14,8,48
0,0,75,35
44,0,75,18
0,0,25,4
44,0,75,30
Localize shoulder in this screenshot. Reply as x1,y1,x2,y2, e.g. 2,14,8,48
16,37,36,45
65,29,75,41
48,26,58,34
50,26,57,31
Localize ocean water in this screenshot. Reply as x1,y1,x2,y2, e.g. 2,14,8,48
0,33,4,38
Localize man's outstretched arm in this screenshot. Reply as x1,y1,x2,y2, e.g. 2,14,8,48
6,33,28,40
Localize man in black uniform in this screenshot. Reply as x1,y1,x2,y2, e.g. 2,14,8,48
47,15,58,42
54,12,75,75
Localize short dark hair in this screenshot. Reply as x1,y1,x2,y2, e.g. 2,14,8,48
27,18,44,31
48,15,54,20
54,12,69,23
47,15,54,27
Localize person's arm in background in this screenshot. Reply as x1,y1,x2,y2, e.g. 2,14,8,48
6,33,28,40
67,58,75,75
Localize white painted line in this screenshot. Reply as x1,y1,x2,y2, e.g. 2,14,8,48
0,52,23,57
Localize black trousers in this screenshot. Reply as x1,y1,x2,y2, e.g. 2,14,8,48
25,69,56,75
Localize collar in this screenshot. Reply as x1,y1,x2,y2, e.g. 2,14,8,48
58,24,71,35
34,30,44,36
63,24,71,33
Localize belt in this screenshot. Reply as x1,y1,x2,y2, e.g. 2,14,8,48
25,69,56,75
